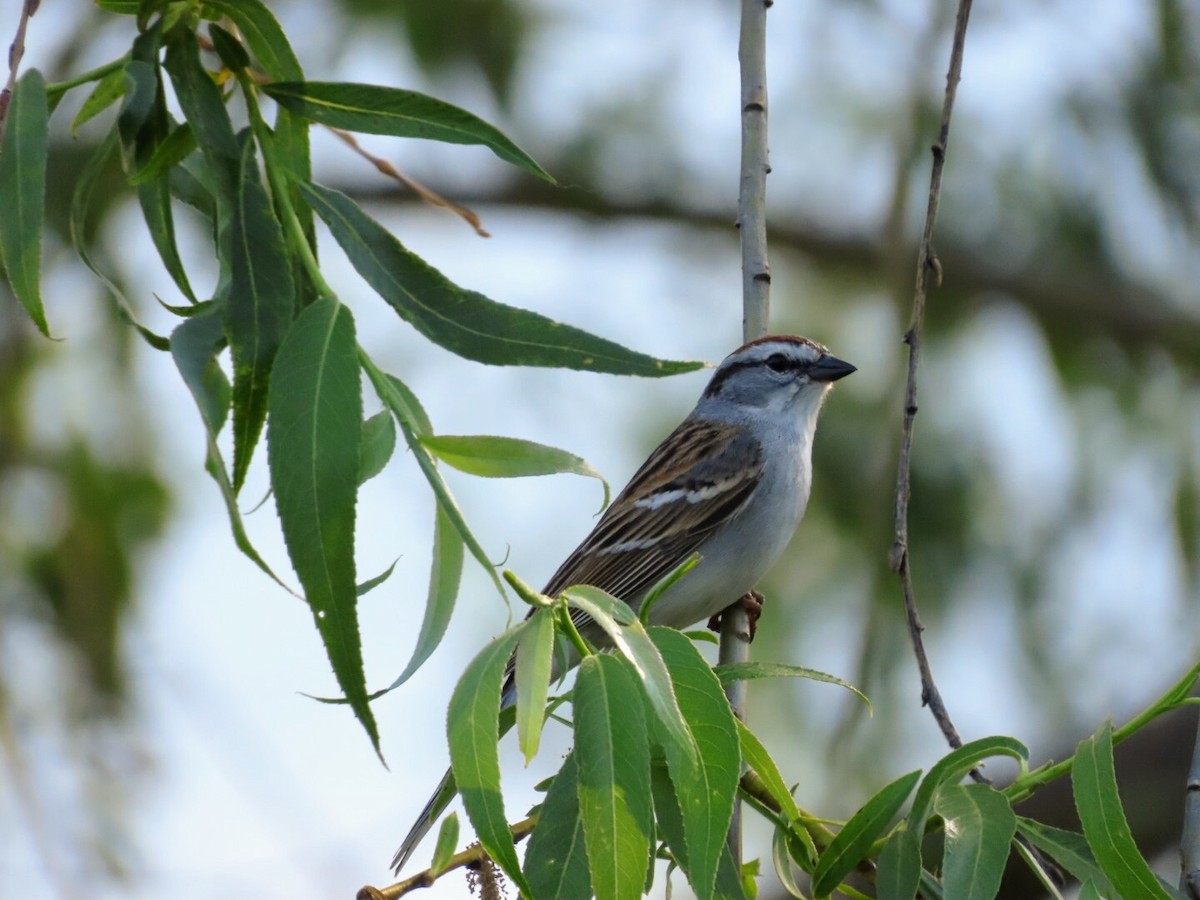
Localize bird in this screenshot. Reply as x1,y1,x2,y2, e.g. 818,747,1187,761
391,334,855,874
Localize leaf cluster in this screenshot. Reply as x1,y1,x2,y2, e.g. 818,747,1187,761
0,0,703,757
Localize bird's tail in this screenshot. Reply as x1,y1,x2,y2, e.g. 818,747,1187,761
390,675,518,875
390,765,457,875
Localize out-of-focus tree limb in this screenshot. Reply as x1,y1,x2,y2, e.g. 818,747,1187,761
336,180,1200,361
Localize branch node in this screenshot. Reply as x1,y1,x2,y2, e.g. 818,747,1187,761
931,141,946,161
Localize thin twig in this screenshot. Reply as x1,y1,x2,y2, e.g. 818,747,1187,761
325,126,490,237
1182,707,1200,898
359,818,536,899
888,0,975,759
0,0,41,146
719,0,772,868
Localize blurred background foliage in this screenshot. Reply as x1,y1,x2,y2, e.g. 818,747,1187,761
1,0,1198,896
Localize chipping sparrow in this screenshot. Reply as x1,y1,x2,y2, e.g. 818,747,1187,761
391,334,855,873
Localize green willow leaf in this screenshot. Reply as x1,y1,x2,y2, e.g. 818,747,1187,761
1073,722,1175,900
204,0,316,304
70,129,169,349
737,722,802,825
879,736,1029,900
356,558,397,597
812,769,921,896
127,121,197,186
72,63,127,135
650,627,739,900
562,588,696,769
264,80,552,181
714,661,869,709
267,299,375,754
300,181,705,376
574,655,653,900
1015,818,1109,890
170,307,290,588
934,784,1017,900
382,502,464,693
650,763,747,900
429,812,459,876
360,353,506,601
876,828,924,900
516,607,555,765
358,410,397,486
909,736,1029,835
0,68,50,336
208,23,250,72
421,434,611,509
526,754,592,899
447,621,532,895
228,131,296,491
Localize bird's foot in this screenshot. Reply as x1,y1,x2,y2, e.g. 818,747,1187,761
706,590,765,642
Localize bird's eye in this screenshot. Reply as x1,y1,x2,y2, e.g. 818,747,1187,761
765,353,790,374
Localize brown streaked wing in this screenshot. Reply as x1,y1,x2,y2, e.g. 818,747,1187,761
543,417,764,605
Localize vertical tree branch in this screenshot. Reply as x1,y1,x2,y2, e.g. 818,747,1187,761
888,0,974,753
0,0,41,145
1182,708,1200,898
721,0,772,867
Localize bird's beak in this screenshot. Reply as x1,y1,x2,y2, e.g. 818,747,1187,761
809,354,857,383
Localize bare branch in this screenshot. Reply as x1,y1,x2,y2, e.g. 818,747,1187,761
359,819,535,899
889,0,975,756
1183,708,1200,898
0,0,41,146
719,0,773,868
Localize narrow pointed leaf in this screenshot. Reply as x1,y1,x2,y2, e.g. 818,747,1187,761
128,121,197,186
163,30,240,189
384,503,464,692
127,49,199,308
203,0,315,304
1073,722,1174,900
267,299,374,752
876,828,923,900
650,763,747,900
575,654,653,900
265,81,552,180
934,783,1016,900
562,587,696,768
356,558,398,597
170,307,289,587
909,736,1029,836
0,69,50,336
714,661,869,708
812,768,921,896
516,607,555,765
421,434,611,509
360,353,507,601
72,63,127,135
429,812,459,876
737,722,802,823
447,622,531,894
772,826,809,898
649,627,740,900
300,181,705,376
228,132,296,491
526,754,592,899
1015,818,1109,889
358,410,396,485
